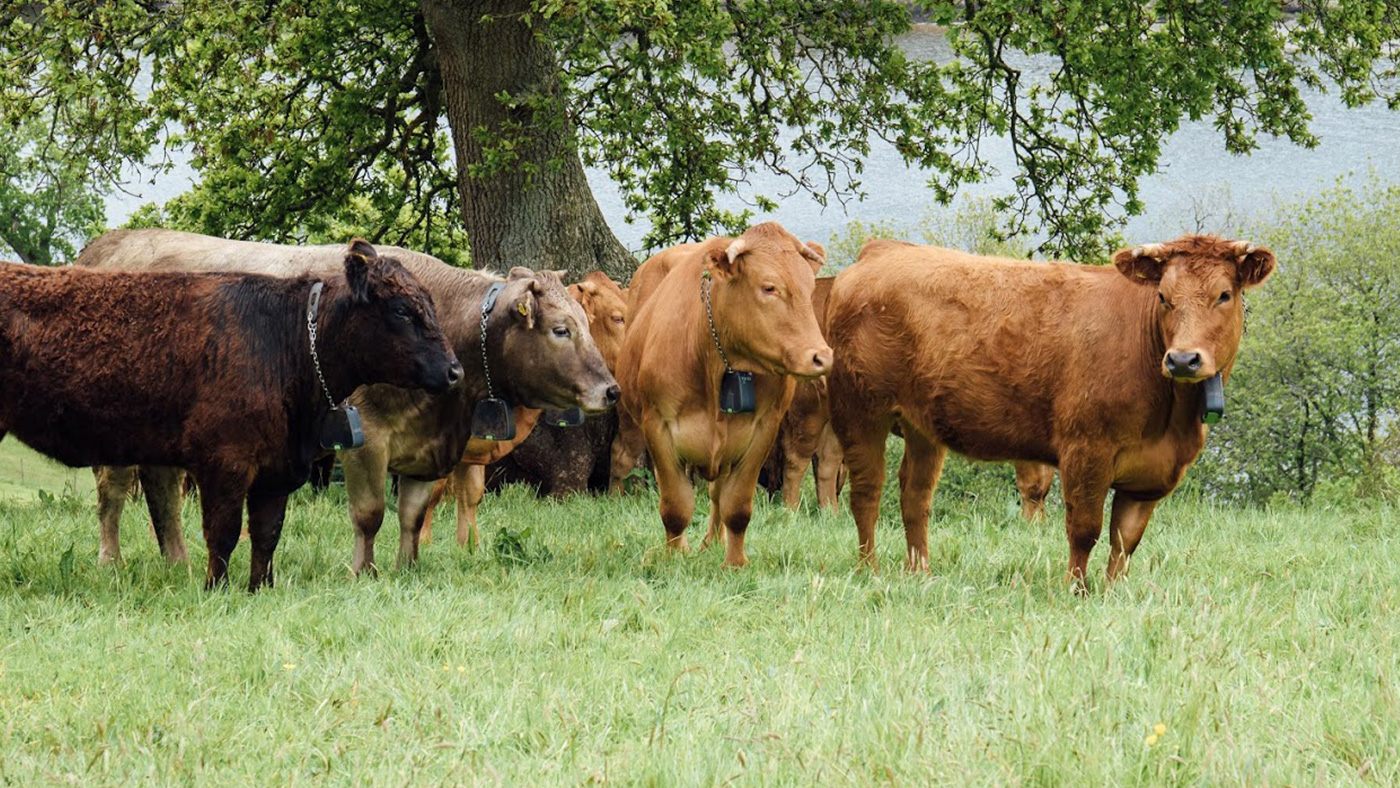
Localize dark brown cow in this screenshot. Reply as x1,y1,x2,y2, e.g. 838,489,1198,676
826,235,1274,590
76,229,617,573
610,222,832,567
0,243,460,589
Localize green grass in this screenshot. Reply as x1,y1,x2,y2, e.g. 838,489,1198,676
0,439,96,503
1,451,1398,785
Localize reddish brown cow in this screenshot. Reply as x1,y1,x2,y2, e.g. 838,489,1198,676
610,222,832,567
826,235,1274,590
0,243,460,589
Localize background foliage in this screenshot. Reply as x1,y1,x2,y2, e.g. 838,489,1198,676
3,1,1398,266
1189,175,1400,505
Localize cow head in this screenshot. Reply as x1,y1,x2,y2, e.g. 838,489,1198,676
339,239,462,394
567,271,629,374
494,267,620,413
703,223,833,379
1113,235,1276,382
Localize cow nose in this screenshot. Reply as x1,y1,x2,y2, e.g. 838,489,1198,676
1165,351,1203,377
445,360,464,387
810,348,834,375
604,384,621,405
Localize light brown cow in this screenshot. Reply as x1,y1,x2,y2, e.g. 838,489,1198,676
417,271,630,545
760,277,844,511
826,235,1274,590
77,229,617,573
610,222,832,567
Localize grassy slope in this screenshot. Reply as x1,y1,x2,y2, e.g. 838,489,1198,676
0,468,1397,786
0,438,96,503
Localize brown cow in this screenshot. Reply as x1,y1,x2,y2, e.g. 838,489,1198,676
826,235,1274,590
610,222,832,567
419,271,631,545
76,229,617,573
0,243,460,589
755,277,846,512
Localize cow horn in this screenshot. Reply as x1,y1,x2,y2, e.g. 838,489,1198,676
1232,241,1258,256
724,238,749,263
799,243,824,263
1133,243,1166,259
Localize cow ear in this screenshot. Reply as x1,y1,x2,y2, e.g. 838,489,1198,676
706,238,747,281
345,238,378,303
1232,242,1276,289
1113,244,1167,284
570,280,597,297
801,241,826,275
511,281,538,329
507,266,534,280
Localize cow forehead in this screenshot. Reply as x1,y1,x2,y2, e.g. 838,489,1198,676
737,244,815,286
377,257,432,300
1161,256,1235,292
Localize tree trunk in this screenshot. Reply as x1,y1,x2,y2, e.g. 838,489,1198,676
421,0,636,282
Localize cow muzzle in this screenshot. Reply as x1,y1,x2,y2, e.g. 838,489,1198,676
787,346,834,380
1162,349,1213,381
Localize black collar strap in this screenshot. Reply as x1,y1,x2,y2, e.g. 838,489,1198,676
478,282,506,400
306,281,339,410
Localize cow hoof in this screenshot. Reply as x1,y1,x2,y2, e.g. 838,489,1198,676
98,549,120,565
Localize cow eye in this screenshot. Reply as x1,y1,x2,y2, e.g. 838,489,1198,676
552,325,571,338
1217,290,1232,304
611,315,625,325
1157,292,1169,309
761,284,778,296
393,305,412,321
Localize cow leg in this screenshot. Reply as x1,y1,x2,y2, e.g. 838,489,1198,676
195,471,251,590
834,422,888,570
643,420,694,552
246,485,289,591
395,477,438,569
1015,461,1055,522
455,464,486,551
417,477,449,545
897,430,946,573
700,478,725,552
140,466,189,563
608,410,647,495
94,465,136,563
714,465,762,569
813,424,845,513
1106,492,1160,582
342,441,389,577
1058,453,1114,594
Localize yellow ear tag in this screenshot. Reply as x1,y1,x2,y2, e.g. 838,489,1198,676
517,302,528,316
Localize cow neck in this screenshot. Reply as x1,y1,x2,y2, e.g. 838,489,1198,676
700,271,738,375
472,280,510,404
1134,284,1204,438
306,281,345,412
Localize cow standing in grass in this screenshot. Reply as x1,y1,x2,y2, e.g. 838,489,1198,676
420,270,633,545
0,243,461,589
825,235,1275,590
77,229,617,574
610,222,833,567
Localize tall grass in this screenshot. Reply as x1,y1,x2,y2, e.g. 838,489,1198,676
1,453,1397,785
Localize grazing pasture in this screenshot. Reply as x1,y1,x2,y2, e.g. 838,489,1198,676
1,438,1396,786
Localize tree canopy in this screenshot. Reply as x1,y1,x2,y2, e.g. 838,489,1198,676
1,1,1397,272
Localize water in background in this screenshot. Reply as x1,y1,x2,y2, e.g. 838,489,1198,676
104,30,1400,255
